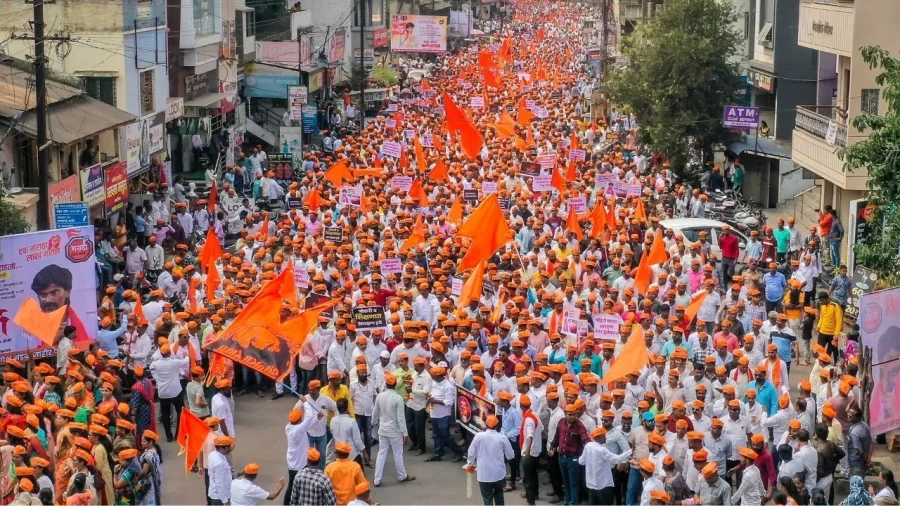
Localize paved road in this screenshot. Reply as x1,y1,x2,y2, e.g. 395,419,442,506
160,361,818,505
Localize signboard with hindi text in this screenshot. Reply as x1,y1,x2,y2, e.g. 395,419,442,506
592,313,623,340
324,226,343,242
352,306,387,330
380,141,403,158
380,258,402,275
456,386,497,434
391,176,413,192
391,15,448,53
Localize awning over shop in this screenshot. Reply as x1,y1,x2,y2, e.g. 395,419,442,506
185,93,228,108
10,95,135,145
728,137,792,160
418,0,451,9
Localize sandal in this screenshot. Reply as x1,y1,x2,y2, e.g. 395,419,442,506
504,484,516,492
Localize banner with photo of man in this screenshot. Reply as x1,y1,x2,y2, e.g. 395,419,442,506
456,386,496,434
0,227,99,360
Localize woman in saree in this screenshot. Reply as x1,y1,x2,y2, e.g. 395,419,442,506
138,432,162,506
113,449,144,506
88,425,114,506
128,367,156,438
53,409,76,502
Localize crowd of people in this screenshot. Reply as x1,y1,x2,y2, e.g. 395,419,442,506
5,0,886,506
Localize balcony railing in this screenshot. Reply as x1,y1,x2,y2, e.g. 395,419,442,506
795,105,848,147
801,0,853,5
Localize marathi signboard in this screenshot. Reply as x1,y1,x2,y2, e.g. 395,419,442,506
104,162,129,214
0,227,99,360
80,164,105,207
846,266,878,322
352,306,387,331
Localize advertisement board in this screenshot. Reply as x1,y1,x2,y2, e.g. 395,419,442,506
279,127,303,155
845,265,877,322
329,27,347,64
49,174,81,226
0,227,99,360
456,386,496,434
244,62,301,99
722,105,760,130
104,162,129,214
126,112,165,177
861,287,900,434
302,105,319,134
391,15,448,53
54,203,89,229
288,85,308,121
80,164,105,207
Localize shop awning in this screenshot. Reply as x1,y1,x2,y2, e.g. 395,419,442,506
728,137,792,160
185,93,228,108
418,0,451,9
9,95,136,146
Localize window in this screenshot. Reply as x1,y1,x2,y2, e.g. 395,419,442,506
140,70,154,117
245,10,256,36
862,89,879,115
757,22,773,48
83,77,116,107
370,0,383,24
679,227,712,243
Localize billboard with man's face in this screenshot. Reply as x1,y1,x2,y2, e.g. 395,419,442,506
0,227,98,360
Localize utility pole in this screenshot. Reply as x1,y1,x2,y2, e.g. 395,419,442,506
601,0,608,83
359,0,366,125
15,0,69,230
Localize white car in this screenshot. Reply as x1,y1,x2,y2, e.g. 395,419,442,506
658,218,750,263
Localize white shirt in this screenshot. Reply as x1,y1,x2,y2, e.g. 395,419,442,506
578,441,633,490
297,395,336,438
208,450,232,501
211,393,236,437
327,340,349,373
285,417,315,470
350,379,376,416
522,415,543,457
467,429,514,483
330,413,366,461
230,477,269,506
721,415,751,459
149,356,189,399
639,475,664,506
372,389,407,438
430,378,455,418
407,370,432,411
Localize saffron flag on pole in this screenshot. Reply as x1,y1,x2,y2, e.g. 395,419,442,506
448,196,464,226
456,194,513,272
684,290,709,324
428,159,449,182
647,230,669,266
564,207,583,241
207,183,217,214
176,408,212,475
603,325,649,386
457,261,486,307
198,228,224,273
443,93,484,160
632,250,653,297
324,160,353,187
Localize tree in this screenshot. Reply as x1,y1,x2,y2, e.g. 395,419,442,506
606,0,742,178
842,46,900,286
0,188,30,236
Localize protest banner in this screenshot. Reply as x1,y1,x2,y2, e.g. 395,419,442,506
482,182,498,195
463,189,480,202
597,173,617,187
385,118,397,129
568,149,586,162
293,266,309,289
562,308,580,337
391,176,413,192
470,96,485,108
324,226,344,242
380,140,403,158
380,258,402,275
532,175,553,192
0,227,99,360
403,129,416,140
627,184,642,197
535,154,557,170
286,195,303,209
352,306,387,330
497,198,511,211
451,277,463,296
456,386,497,434
592,313,623,340
525,99,536,110
567,197,586,214
338,186,362,206
422,134,436,148
387,104,399,112
520,161,542,177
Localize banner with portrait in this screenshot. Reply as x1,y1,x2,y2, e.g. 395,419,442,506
859,287,900,435
456,386,496,434
0,227,99,360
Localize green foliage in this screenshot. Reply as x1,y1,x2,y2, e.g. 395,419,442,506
606,0,742,177
0,188,30,236
373,65,399,86
842,46,900,285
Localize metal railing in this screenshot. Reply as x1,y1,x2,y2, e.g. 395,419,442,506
792,185,822,226
250,102,283,136
795,105,848,147
801,0,853,5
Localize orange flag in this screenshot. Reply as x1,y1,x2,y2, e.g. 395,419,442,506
176,408,212,475
525,127,536,148
198,228,224,272
432,133,444,152
550,168,566,194
409,179,426,207
448,195,464,226
633,198,647,223
443,92,484,160
456,194,513,272
304,188,323,212
565,47,573,60
570,132,579,150
359,193,372,214
606,200,618,230
414,136,427,173
477,50,498,69
421,79,431,90
133,296,145,321
207,183,217,214
490,122,516,139
352,168,382,178
458,261,486,307
206,352,227,386
565,159,578,182
647,230,669,266
260,212,270,237
399,145,410,169
684,290,709,324
401,215,426,252
373,154,383,168
13,298,67,347
633,250,653,296
603,325,649,386
325,160,352,187
206,262,220,303
483,67,503,89
589,201,608,239
565,207,583,241
188,277,200,313
517,105,536,126
428,159,449,182
279,297,342,346
514,135,527,151
279,262,298,308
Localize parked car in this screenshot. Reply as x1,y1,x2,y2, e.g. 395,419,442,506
658,218,751,263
